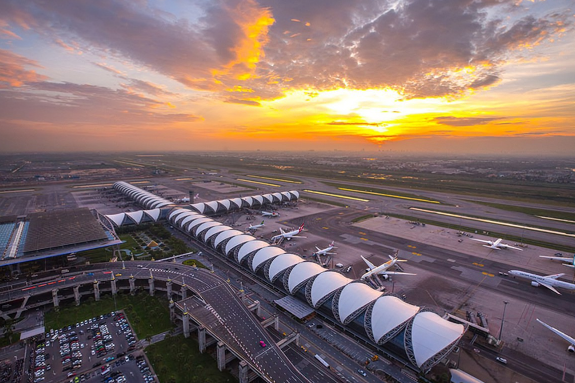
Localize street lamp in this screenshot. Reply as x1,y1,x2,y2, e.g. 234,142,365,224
498,301,508,341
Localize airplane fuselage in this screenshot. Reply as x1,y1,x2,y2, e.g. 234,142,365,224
509,270,575,291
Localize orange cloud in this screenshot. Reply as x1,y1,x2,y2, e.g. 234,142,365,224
0,49,48,88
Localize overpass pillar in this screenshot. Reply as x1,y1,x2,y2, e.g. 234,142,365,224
238,361,249,383
248,300,261,317
166,280,172,299
129,276,136,295
217,341,226,371
148,276,155,296
181,282,187,300
93,281,100,301
169,299,175,323
182,315,190,338
273,315,279,331
111,279,117,296
52,289,59,307
73,286,81,306
198,326,206,353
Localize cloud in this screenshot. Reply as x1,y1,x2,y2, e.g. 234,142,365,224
224,98,261,106
434,116,506,127
120,78,176,97
0,49,48,88
93,62,125,76
327,121,384,126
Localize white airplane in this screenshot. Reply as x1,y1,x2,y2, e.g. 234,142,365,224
247,220,265,231
360,255,416,280
508,269,575,295
314,241,337,256
262,211,280,218
539,254,575,268
470,238,523,251
271,223,305,241
536,318,575,352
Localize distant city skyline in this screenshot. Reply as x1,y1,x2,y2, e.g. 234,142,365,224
0,0,574,155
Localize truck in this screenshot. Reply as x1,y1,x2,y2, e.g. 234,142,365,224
61,269,70,274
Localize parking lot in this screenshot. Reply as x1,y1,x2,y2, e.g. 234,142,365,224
33,311,155,383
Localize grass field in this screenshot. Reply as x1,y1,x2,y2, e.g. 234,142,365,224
182,259,208,269
145,334,237,383
44,293,173,339
301,195,349,207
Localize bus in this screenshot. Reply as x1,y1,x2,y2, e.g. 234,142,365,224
314,354,329,368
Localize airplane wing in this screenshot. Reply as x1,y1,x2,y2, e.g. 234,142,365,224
381,271,417,276
470,238,491,244
315,246,321,251
563,264,575,269
361,255,376,270
540,256,572,261
545,273,565,279
500,243,523,251
539,282,561,295
536,319,575,346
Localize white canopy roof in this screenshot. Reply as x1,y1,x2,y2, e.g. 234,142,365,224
241,196,254,206
180,214,202,229
196,221,222,236
217,199,231,210
268,254,304,282
253,195,263,205
251,247,285,272
106,213,126,227
213,229,243,248
410,312,465,368
175,211,199,225
169,208,187,220
272,192,283,202
190,203,205,214
204,225,232,242
224,234,256,255
370,296,419,344
237,241,269,263
281,191,292,200
187,217,213,232
144,209,161,221
289,190,300,199
309,272,352,308
230,198,243,209
286,262,326,294
126,210,144,223
204,201,218,212
337,283,383,324
262,194,273,204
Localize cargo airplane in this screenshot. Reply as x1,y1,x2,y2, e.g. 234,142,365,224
536,319,575,352
271,224,305,241
471,238,523,251
539,254,575,268
360,255,416,280
508,270,575,295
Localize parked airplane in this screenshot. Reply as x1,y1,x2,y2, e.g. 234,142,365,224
536,318,575,352
247,220,265,232
508,270,575,294
271,224,305,241
539,254,575,268
471,238,523,251
314,241,337,256
262,211,280,218
360,255,416,280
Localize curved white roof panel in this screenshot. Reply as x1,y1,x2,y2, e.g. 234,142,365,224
281,192,292,200
309,272,352,308
237,241,269,263
253,195,263,205
126,211,144,224
190,203,205,214
145,209,161,221
262,194,273,204
106,213,126,227
154,201,172,208
289,190,300,199
286,262,326,294
188,217,213,232
241,196,254,206
411,312,465,368
230,198,243,209
272,192,283,202
251,247,285,272
225,235,256,256
180,214,202,229
217,200,231,210
196,221,222,236
204,225,232,242
337,283,383,324
213,229,243,249
169,208,185,221
175,211,199,226
370,296,420,344
205,201,219,212
268,254,304,282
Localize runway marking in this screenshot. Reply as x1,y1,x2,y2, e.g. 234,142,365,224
237,178,280,187
0,189,36,194
410,207,575,238
536,215,575,224
322,227,329,230
358,232,366,235
407,245,416,248
175,178,194,181
316,218,322,221
338,187,440,204
245,174,302,184
302,189,369,202
360,238,368,241
412,252,422,256
72,183,114,189
472,262,484,267
482,272,495,277
447,259,456,262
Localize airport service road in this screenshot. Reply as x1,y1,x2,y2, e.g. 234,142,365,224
294,209,575,316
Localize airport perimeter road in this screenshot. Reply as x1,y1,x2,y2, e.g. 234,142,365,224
0,263,311,383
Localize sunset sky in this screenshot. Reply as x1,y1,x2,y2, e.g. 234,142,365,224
1,0,574,155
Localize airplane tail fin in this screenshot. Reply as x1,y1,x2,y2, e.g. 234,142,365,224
261,220,265,225
298,223,305,233
330,241,334,247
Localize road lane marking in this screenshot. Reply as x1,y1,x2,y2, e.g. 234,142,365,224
472,262,484,267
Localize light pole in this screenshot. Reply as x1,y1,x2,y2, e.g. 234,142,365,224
498,301,508,341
